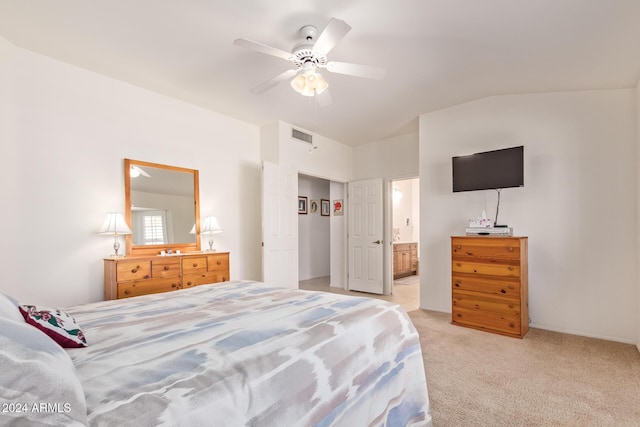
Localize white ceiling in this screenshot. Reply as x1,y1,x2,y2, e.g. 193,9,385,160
1,0,639,146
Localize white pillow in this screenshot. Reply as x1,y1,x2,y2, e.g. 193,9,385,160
0,317,87,426
0,291,23,323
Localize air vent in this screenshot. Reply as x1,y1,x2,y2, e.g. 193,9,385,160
292,128,313,144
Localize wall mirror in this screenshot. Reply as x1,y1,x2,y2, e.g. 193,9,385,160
124,159,200,256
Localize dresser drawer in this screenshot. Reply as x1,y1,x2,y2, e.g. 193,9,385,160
452,290,521,316
452,237,521,260
452,307,522,336
117,277,181,298
183,270,229,287
452,260,520,278
182,256,207,274
151,258,181,278
116,260,151,281
207,254,229,271
452,274,521,298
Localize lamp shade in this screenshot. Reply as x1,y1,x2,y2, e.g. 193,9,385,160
201,216,222,235
99,213,132,235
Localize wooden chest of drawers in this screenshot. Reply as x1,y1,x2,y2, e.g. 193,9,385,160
104,252,230,300
451,236,528,338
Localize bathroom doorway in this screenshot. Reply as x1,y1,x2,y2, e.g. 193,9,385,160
391,177,420,306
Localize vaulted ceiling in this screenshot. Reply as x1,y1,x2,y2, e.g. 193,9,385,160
1,0,639,145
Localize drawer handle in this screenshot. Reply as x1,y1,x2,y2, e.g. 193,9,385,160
508,247,514,252
456,263,461,267
171,283,177,288
455,245,461,250
465,251,473,256
187,281,193,286
124,290,131,295
143,275,150,279
217,261,221,265
508,266,514,271
501,289,506,294
131,267,139,273
193,263,198,268
164,266,170,271
509,322,515,328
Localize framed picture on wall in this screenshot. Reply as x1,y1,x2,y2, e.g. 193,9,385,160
298,196,307,214
321,199,330,216
333,199,343,216
310,199,319,214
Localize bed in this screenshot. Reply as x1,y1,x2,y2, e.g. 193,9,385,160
1,280,431,426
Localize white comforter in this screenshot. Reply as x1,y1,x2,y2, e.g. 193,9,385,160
66,281,432,426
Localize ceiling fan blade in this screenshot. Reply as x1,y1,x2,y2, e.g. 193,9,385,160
250,69,298,94
233,38,293,61
317,89,333,107
326,61,386,80
313,18,351,54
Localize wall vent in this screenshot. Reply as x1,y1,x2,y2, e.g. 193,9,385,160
291,128,313,144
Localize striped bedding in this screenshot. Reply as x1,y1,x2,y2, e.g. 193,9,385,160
66,280,432,426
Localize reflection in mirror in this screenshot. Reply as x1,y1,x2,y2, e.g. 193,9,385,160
125,159,200,256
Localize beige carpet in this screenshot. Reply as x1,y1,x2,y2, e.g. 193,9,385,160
408,309,640,426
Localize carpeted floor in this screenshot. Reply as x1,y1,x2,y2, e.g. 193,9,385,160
408,309,640,426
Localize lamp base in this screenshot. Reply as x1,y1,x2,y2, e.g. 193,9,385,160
112,235,124,257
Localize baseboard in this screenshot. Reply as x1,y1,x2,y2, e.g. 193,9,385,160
529,322,636,345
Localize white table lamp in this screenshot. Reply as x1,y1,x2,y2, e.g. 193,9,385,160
99,213,132,257
201,215,222,252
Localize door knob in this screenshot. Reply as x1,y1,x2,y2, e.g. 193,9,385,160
372,240,382,244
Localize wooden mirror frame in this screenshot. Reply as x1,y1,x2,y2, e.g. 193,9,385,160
124,159,201,256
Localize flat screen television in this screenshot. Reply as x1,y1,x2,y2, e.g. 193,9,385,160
452,146,524,192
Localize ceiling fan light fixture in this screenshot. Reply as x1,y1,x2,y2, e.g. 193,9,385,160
290,67,329,96
315,74,329,95
290,74,307,92
130,166,141,178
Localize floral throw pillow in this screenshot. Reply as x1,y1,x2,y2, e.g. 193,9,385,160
19,305,87,348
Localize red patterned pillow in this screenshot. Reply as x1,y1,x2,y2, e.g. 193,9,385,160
19,305,87,348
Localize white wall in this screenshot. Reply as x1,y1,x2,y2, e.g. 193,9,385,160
277,121,353,182
420,89,637,343
1,39,263,307
298,174,330,281
411,179,420,245
0,36,18,291
392,179,418,243
353,132,418,180
330,181,346,288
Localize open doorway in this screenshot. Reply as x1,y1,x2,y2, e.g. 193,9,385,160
297,174,347,291
391,177,420,307
298,174,330,286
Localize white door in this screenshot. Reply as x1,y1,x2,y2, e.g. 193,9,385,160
262,161,298,288
348,179,384,294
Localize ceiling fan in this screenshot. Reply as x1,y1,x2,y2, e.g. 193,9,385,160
234,18,386,100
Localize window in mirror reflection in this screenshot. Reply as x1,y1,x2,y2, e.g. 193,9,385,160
131,211,168,245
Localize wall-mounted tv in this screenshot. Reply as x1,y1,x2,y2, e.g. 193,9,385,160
452,146,524,192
